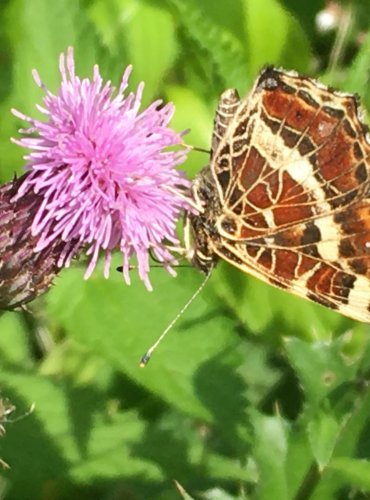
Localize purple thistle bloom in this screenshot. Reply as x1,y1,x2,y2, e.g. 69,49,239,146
12,47,192,291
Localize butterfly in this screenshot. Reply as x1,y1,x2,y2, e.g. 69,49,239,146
185,67,370,323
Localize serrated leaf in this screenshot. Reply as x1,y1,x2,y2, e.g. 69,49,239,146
284,336,359,406
167,0,249,93
309,386,370,499
0,370,159,498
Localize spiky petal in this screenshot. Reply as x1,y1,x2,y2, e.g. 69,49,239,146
12,48,192,290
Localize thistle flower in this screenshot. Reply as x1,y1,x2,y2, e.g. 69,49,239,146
9,49,194,288
5,47,192,308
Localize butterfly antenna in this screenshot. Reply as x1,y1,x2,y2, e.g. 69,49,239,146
139,271,212,367
192,146,211,154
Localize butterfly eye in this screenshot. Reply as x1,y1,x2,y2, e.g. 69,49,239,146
220,218,237,234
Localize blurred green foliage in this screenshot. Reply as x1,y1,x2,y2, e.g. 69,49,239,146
0,0,370,498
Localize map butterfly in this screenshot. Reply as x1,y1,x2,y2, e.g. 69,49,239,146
185,67,370,323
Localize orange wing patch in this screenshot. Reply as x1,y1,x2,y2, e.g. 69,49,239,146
187,67,370,323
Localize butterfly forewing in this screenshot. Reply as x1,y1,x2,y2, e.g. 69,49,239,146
189,67,370,323
211,88,240,160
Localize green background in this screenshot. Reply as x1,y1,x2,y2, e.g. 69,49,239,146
1,0,370,498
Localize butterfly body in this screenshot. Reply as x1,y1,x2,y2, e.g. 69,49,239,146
187,67,370,323
187,167,220,273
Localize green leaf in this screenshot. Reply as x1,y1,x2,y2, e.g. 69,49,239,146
206,453,257,483
40,339,114,389
342,30,370,107
45,264,241,422
2,0,98,178
252,413,289,500
310,385,370,499
284,335,359,407
202,488,241,500
211,263,350,339
0,313,33,368
280,0,322,38
210,263,266,333
8,0,80,113
167,0,249,93
165,84,214,177
243,0,311,77
307,411,342,471
329,457,370,491
123,0,177,105
87,0,127,56
0,370,159,498
89,0,177,103
193,0,247,44
285,427,313,498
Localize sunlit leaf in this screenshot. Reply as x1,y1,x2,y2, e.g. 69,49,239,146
329,457,370,491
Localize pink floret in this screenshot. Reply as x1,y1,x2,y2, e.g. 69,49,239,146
12,47,192,289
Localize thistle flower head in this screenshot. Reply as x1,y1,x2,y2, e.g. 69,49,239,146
12,47,192,290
